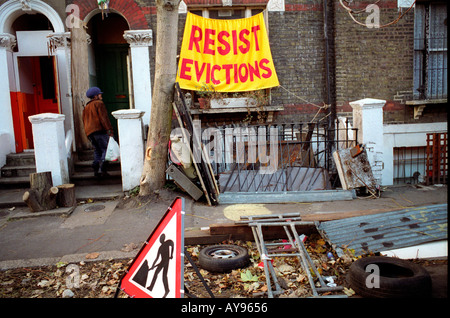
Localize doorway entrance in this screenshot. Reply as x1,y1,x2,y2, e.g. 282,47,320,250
11,55,59,152
87,13,130,138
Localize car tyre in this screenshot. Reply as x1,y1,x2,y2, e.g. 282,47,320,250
347,256,432,298
199,244,250,273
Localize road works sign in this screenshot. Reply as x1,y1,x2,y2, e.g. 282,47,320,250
117,197,185,298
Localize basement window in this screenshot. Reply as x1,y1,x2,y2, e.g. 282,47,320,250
393,146,427,185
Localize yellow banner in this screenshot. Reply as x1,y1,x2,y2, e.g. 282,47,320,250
176,12,279,92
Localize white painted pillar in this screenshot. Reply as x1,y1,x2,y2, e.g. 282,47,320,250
48,32,74,144
0,33,16,162
29,113,69,186
112,109,145,191
350,98,386,185
123,30,153,126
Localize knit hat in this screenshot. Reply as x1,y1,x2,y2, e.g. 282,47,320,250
86,87,103,98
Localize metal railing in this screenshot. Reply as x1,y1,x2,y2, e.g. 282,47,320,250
200,119,358,193
393,146,427,185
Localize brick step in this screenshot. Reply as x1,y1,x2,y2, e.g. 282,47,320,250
74,160,121,173
1,164,36,178
6,152,35,166
0,176,30,188
70,170,122,186
0,152,35,188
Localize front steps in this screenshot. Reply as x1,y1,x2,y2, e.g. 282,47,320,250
0,150,121,188
0,152,36,187
70,150,121,186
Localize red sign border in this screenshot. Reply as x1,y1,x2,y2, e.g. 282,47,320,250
117,197,185,298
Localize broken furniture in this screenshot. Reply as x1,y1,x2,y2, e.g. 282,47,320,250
333,145,378,195
238,213,346,298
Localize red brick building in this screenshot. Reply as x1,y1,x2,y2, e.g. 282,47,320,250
0,0,447,186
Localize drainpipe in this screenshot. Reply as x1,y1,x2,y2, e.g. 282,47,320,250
323,0,337,168
323,0,336,124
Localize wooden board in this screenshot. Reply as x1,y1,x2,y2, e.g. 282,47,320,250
173,83,219,205
333,147,378,193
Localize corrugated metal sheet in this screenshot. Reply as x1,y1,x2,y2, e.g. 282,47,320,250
317,204,448,257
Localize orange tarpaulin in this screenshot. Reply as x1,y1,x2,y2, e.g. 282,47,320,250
176,12,279,92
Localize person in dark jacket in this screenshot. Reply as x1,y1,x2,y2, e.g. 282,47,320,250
82,87,114,177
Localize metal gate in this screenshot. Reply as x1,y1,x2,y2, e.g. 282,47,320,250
201,120,358,193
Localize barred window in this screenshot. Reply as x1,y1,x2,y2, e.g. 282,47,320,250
413,2,447,100
189,7,265,20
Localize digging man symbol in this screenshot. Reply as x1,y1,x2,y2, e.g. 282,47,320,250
132,234,174,298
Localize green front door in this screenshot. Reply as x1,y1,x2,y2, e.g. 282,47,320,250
96,44,130,138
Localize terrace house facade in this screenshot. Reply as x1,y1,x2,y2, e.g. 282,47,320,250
0,0,447,189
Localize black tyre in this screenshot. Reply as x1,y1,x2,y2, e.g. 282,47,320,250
347,256,432,298
199,244,250,273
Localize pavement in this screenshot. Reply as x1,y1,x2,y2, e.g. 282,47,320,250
0,182,447,272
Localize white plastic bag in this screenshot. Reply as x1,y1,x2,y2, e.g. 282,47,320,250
105,137,120,161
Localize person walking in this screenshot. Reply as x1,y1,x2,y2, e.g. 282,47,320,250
82,87,114,177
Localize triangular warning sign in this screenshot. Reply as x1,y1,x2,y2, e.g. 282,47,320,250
118,197,185,298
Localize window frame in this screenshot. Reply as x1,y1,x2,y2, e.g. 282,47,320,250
413,2,447,101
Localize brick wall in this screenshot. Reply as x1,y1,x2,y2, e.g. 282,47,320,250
270,0,446,124
0,0,445,125
334,0,417,123
269,0,328,123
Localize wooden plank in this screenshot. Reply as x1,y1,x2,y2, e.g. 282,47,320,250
333,147,378,193
209,223,317,241
166,164,203,201
172,102,211,205
173,83,219,205
218,189,355,204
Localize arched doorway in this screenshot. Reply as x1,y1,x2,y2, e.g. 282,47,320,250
86,12,130,138
10,13,59,152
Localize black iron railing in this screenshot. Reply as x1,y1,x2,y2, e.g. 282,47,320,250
199,120,358,192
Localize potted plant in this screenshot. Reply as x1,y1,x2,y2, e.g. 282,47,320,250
195,83,219,109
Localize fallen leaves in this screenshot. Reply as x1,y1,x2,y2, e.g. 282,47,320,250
85,252,100,259
0,259,132,298
1,234,415,298
240,269,259,282
183,235,358,298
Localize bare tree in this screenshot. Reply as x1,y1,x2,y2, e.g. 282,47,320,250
139,0,181,196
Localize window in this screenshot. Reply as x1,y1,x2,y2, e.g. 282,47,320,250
190,7,265,20
393,146,427,184
413,2,447,100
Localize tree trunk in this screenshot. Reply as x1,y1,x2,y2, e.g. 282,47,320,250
139,0,181,196
71,25,91,150
56,183,76,207
23,172,59,212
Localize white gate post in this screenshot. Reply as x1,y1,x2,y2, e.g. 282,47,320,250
123,30,153,126
29,113,69,186
0,33,16,163
350,98,386,185
112,109,145,191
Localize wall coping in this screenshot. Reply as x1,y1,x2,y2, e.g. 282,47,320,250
29,113,65,123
